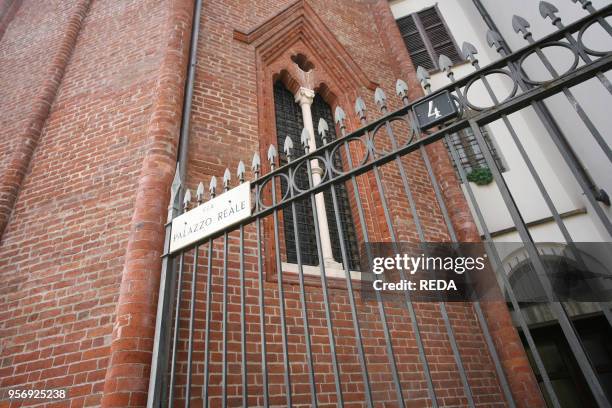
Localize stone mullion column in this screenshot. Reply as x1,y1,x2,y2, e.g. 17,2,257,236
295,87,336,266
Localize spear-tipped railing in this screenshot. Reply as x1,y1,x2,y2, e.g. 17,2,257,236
153,4,612,407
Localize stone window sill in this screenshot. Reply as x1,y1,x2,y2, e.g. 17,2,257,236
281,261,367,281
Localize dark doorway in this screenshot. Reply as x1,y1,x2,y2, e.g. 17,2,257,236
518,314,612,407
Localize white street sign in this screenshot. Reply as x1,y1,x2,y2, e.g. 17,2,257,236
169,182,251,253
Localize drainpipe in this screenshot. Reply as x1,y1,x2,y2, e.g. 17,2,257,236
177,0,202,189
470,0,609,206
146,0,203,406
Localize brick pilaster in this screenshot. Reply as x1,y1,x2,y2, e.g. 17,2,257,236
99,0,194,406
0,0,90,240
0,0,22,40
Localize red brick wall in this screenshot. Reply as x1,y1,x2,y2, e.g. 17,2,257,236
0,0,191,406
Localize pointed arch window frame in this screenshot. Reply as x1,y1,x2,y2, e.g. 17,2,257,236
272,81,361,275
233,0,382,284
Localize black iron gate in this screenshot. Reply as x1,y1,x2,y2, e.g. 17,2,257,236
148,4,612,407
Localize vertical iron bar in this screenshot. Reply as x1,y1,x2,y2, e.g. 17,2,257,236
168,251,186,408
445,137,562,408
418,147,457,241
582,2,612,36
474,72,612,326
367,163,418,407
222,232,229,408
323,132,376,408
469,119,611,408
380,120,475,407
380,121,439,405
256,216,270,407
497,39,612,234
530,45,611,161
202,240,213,408
412,115,514,406
553,19,612,94
287,163,318,407
271,173,293,407
185,245,199,407
302,157,345,407
336,128,406,407
147,218,177,408
427,83,512,407
525,97,612,235
239,224,248,408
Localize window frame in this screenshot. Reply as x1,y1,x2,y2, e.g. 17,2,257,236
396,4,465,72
272,81,362,273
445,125,508,178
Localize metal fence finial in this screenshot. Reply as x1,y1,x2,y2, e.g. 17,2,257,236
486,30,505,53
284,136,294,162
196,181,205,204
512,15,532,39
318,118,329,144
237,161,246,183
267,144,277,168
171,162,181,197
168,162,182,220
251,152,261,178
334,106,346,129
539,1,561,25
301,127,310,151
395,79,409,102
416,66,431,92
570,0,592,10
355,97,367,121
374,87,387,112
462,42,479,65
438,54,454,79
209,176,217,198
223,168,231,191
183,188,192,210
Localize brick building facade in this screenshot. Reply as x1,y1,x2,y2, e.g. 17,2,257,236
1,0,544,407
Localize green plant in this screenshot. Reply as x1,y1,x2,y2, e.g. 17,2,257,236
466,166,493,185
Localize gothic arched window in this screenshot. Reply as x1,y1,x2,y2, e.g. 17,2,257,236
273,81,360,269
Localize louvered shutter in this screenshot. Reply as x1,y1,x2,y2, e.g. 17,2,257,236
396,14,435,70
396,6,463,71
417,7,462,65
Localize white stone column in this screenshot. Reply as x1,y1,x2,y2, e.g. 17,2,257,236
295,87,338,267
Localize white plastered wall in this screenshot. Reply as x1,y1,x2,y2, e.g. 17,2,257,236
389,0,611,242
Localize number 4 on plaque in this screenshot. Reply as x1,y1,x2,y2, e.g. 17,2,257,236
427,100,441,119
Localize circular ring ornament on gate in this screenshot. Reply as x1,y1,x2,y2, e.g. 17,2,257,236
463,69,518,111
329,136,369,176
577,13,612,57
290,155,329,194
450,93,465,120
517,42,579,86
369,116,413,155
257,172,291,210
